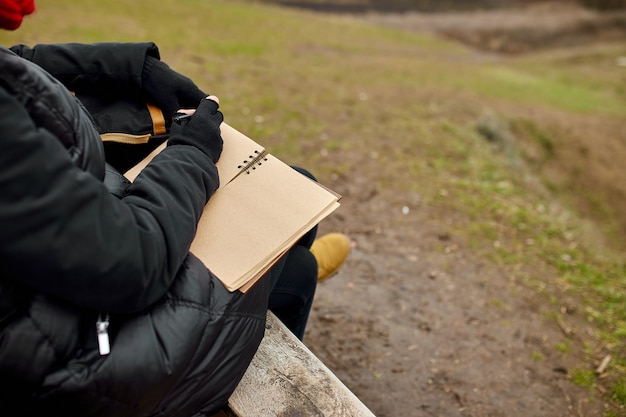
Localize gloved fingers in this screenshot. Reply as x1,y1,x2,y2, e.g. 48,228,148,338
171,95,221,128
195,95,220,115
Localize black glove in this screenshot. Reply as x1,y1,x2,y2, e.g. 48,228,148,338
142,55,207,118
168,98,224,163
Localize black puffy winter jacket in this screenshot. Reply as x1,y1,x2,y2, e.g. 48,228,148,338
0,43,269,417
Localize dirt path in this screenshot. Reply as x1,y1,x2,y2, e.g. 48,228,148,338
307,188,606,416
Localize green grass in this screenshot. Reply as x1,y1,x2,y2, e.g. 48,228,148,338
571,369,598,389
2,0,625,414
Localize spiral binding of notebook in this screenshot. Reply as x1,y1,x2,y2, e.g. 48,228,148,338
237,150,268,175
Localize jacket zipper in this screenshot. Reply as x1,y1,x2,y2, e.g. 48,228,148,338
96,313,111,356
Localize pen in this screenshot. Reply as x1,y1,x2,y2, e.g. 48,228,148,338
173,112,193,124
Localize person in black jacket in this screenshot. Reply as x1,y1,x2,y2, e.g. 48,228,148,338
0,2,350,416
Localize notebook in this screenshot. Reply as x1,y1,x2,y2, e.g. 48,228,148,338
125,123,341,292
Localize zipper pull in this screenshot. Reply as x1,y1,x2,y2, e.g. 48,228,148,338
96,313,111,356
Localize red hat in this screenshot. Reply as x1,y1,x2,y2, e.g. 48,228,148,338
0,0,35,30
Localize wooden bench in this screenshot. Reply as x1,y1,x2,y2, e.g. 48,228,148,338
216,312,376,417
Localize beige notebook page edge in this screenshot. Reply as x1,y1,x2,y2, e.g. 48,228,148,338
237,200,340,293
189,154,340,291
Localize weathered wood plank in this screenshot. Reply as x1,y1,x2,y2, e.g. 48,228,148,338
227,312,376,417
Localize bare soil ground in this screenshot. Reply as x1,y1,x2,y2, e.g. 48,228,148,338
279,2,626,416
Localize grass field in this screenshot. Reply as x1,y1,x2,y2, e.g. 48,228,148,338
2,0,625,414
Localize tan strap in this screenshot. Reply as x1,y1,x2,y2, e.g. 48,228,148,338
147,103,167,135
100,132,152,144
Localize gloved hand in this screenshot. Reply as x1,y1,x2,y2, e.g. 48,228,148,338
142,55,207,118
167,97,224,163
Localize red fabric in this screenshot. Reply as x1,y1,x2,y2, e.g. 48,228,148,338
0,0,35,30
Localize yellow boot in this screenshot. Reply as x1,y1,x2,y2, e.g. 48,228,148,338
310,233,351,281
